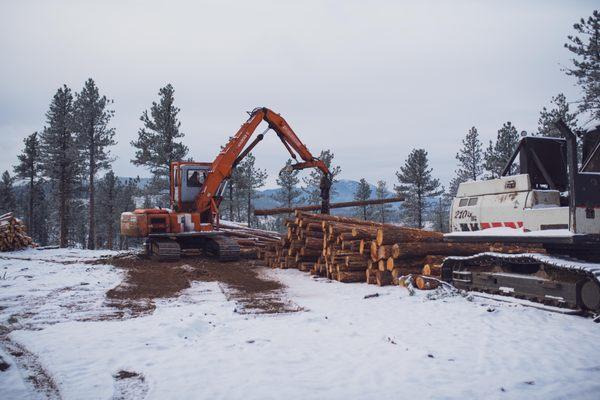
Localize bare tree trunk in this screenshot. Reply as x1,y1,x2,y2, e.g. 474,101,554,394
59,177,68,248
107,217,114,249
108,188,115,249
28,175,34,235
87,140,96,249
247,192,252,227
319,174,331,215
417,193,423,229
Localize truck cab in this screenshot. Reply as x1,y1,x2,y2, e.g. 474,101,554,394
451,126,600,236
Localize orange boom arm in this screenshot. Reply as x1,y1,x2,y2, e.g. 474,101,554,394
195,107,331,217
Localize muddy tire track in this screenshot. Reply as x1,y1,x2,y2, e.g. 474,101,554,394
102,255,301,315
0,326,61,399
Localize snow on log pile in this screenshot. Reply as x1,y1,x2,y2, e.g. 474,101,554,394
0,212,35,251
259,211,544,290
218,220,282,258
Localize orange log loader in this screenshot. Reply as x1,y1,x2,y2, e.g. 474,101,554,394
120,107,331,261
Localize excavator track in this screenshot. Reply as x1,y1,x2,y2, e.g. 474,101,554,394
147,239,181,262
204,234,240,261
442,252,600,313
145,233,240,262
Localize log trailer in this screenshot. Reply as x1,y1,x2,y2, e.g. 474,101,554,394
120,107,331,261
443,120,600,314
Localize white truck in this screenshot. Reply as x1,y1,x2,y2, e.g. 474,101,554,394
443,121,600,314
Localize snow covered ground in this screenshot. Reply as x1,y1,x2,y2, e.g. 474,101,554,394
1,249,599,400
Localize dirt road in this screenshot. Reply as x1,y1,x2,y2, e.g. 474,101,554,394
103,254,301,315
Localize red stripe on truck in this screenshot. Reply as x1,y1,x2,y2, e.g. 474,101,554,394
480,222,523,230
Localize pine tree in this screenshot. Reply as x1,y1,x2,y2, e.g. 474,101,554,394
222,166,243,221
302,150,341,204
564,10,600,120
274,159,302,211
0,171,16,214
374,180,393,223
14,132,42,233
395,149,442,229
39,85,79,247
536,93,578,137
70,198,88,248
131,84,188,181
236,154,267,227
143,195,152,209
74,78,116,249
429,187,451,233
33,180,50,245
353,178,373,220
483,122,519,178
96,170,119,249
449,127,483,195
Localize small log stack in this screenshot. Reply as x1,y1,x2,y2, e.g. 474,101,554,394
0,213,35,251
257,211,544,291
218,220,282,258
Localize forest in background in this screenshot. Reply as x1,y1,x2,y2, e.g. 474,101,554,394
0,10,598,249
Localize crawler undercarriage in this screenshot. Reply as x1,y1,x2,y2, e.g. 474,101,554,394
145,232,240,262
441,237,600,314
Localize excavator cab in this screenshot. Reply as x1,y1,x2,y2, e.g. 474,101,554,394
170,162,212,213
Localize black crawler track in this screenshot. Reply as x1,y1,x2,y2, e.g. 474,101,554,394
204,235,240,261
145,233,240,262
442,252,600,313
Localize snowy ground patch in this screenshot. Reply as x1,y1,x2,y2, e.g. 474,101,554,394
1,249,599,399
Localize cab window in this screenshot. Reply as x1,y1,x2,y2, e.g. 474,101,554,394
459,198,468,207
187,170,204,187
467,197,478,206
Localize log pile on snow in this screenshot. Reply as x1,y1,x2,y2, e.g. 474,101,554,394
0,213,35,251
219,220,282,258
258,211,543,290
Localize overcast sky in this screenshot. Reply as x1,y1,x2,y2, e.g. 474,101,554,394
0,0,596,188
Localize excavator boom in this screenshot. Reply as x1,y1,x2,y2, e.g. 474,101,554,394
196,107,331,217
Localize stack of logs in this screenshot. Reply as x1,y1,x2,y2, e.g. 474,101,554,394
0,213,35,251
259,211,543,290
219,220,282,258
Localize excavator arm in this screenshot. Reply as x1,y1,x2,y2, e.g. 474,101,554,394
195,107,332,218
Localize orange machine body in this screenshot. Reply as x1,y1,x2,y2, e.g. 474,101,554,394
121,107,331,240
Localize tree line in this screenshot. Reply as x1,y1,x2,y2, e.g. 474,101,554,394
0,10,598,244
349,11,598,231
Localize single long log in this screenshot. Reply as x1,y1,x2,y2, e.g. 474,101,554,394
393,242,506,259
295,211,405,230
376,228,443,246
254,197,405,216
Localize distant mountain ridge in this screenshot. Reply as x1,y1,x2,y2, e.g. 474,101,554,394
253,179,379,209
